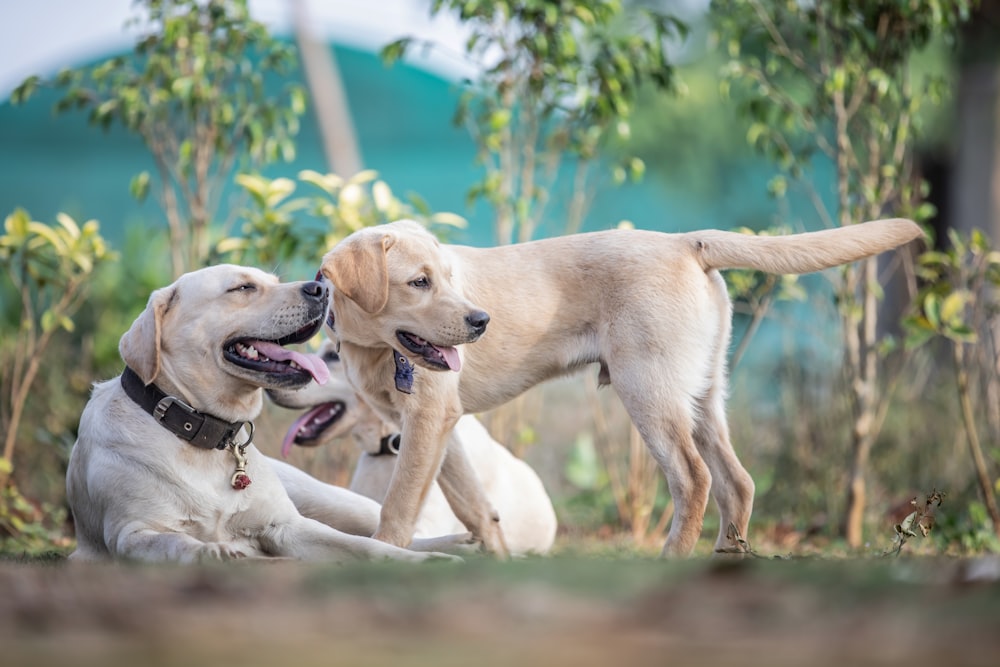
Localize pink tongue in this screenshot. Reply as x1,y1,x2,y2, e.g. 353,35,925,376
250,341,330,385
436,345,462,372
280,405,327,458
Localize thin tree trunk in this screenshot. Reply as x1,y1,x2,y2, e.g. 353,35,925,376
290,0,362,177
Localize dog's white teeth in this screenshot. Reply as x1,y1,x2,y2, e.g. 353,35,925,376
235,343,261,360
290,361,302,370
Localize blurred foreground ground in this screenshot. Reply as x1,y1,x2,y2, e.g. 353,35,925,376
2,554,998,667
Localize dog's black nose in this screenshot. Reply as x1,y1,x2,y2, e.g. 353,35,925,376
303,280,329,301
466,310,490,336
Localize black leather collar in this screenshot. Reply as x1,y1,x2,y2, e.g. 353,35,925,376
120,366,247,451
374,433,401,457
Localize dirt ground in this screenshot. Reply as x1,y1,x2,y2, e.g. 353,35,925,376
2,553,999,667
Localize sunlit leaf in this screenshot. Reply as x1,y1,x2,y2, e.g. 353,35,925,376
428,211,468,228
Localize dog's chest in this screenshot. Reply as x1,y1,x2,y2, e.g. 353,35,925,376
166,448,274,538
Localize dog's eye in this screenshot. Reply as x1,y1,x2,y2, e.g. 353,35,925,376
228,283,256,293
409,277,430,289
322,349,340,363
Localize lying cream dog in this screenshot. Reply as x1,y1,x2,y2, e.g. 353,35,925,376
268,340,558,555
66,264,461,563
319,218,924,557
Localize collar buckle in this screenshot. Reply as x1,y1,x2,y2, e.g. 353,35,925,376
153,395,193,423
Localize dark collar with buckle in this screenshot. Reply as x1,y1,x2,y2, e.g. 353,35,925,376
374,433,401,457
120,366,248,451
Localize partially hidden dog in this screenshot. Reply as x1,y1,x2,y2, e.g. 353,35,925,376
267,340,558,556
66,264,464,564
319,218,924,557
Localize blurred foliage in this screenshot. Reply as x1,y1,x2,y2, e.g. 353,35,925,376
905,228,1000,348
0,482,72,557
712,0,974,549
904,228,1000,538
214,169,468,271
713,0,970,225
11,0,306,277
725,225,808,369
384,0,685,244
0,209,115,554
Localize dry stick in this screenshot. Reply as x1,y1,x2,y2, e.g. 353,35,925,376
583,374,628,525
1,278,80,475
729,275,777,370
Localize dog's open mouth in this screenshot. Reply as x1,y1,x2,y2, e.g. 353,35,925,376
280,401,346,457
396,331,461,372
224,317,331,385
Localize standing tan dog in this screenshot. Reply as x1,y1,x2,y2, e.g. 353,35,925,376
67,264,460,563
268,340,558,555
320,218,923,557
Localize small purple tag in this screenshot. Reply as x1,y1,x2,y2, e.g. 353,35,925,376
393,350,414,394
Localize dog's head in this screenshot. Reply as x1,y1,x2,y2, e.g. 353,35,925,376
267,339,388,457
119,265,331,416
319,220,490,372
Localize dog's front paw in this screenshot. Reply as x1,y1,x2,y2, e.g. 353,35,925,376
409,532,482,556
195,542,249,562
419,551,464,564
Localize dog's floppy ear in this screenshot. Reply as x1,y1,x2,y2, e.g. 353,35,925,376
321,232,395,314
119,284,176,384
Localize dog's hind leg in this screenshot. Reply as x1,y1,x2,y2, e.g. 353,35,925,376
617,388,712,557
689,272,755,553
692,390,755,554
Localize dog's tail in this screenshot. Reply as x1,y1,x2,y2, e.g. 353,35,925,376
690,218,924,275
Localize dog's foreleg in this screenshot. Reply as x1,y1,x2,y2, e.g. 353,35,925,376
371,407,454,548
116,522,251,563
436,431,511,558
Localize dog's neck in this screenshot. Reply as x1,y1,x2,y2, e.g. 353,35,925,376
120,366,250,451
349,402,401,457
154,359,265,423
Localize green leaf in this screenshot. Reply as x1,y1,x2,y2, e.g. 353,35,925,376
903,319,936,349
746,122,767,147
939,290,969,326
830,66,846,92
5,208,31,237
129,171,151,202
943,324,976,343
380,37,413,66
371,180,393,213
299,169,343,195
767,175,787,199
11,75,40,105
346,169,379,185
28,226,68,259
41,309,58,333
924,293,941,330
428,211,468,228
215,237,249,255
